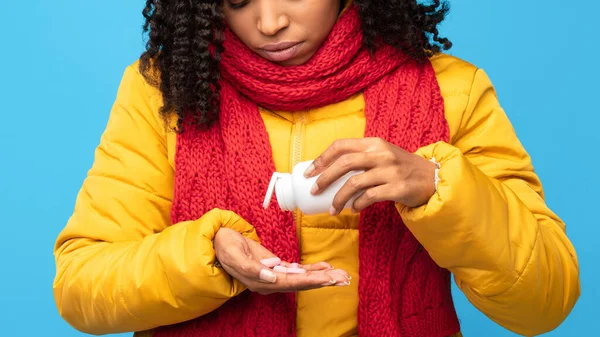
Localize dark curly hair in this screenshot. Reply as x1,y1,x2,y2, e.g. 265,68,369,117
139,0,452,130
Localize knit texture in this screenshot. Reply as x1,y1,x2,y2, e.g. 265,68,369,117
155,5,460,337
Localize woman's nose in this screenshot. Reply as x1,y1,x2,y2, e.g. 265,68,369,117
256,3,290,36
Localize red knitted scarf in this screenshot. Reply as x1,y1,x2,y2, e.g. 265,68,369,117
155,5,459,337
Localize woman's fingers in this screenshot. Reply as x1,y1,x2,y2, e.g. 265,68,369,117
305,138,390,178
275,269,350,291
304,138,374,177
246,238,284,270
215,235,277,284
229,264,350,293
351,184,398,212
278,261,333,271
310,152,377,196
299,261,334,271
220,246,279,284
325,268,351,280
330,169,389,214
222,237,351,293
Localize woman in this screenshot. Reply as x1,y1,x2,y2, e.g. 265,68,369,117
52,0,580,336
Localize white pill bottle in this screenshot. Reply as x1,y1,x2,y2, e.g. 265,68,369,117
263,160,363,215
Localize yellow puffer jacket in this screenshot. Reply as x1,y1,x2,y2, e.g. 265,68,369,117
52,54,580,337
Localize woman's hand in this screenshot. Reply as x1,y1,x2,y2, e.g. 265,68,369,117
214,228,350,295
304,138,437,214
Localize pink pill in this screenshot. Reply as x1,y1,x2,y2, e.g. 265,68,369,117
260,257,281,268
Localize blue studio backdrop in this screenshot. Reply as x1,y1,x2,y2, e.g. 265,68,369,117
0,0,596,336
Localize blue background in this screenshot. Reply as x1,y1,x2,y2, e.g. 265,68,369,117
0,0,596,336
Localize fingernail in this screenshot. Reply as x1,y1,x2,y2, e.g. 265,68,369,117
336,281,351,286
273,266,287,273
310,183,319,195
329,206,338,216
321,279,337,286
259,269,277,283
290,263,299,269
304,164,315,177
260,257,281,268
346,275,352,280
286,267,307,274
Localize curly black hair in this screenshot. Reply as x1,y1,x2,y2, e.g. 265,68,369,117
139,0,452,130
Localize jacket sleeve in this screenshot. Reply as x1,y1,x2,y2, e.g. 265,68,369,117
52,63,258,335
399,69,580,336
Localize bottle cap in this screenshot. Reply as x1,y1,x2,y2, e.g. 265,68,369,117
263,172,287,209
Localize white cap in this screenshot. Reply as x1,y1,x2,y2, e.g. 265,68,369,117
263,172,295,211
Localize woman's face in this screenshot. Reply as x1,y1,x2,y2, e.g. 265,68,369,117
223,0,341,66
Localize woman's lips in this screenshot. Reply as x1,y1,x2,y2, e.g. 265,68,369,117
259,41,304,63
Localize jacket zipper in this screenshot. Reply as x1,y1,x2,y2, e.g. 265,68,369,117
291,112,306,248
